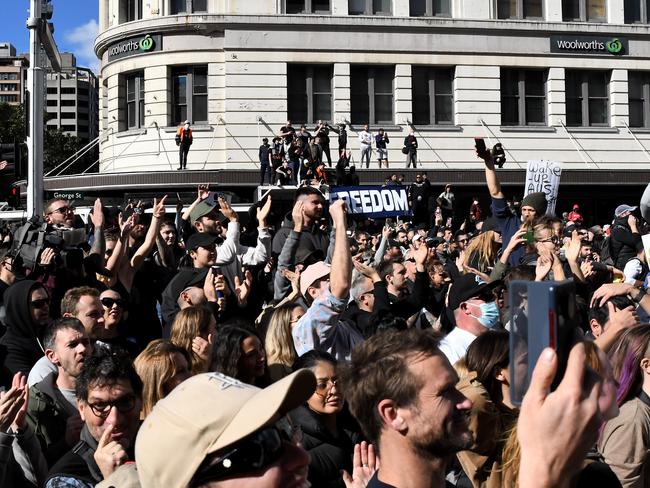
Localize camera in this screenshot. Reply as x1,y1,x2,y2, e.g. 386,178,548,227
10,217,86,273
492,143,506,168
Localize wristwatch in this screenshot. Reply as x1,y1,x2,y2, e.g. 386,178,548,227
633,288,647,304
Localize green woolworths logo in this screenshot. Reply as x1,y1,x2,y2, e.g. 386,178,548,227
606,38,623,53
139,35,154,51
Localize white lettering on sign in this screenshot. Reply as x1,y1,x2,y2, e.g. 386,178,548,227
524,160,563,216
330,186,411,217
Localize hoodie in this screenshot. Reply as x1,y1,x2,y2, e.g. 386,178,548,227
272,213,330,259
0,280,46,386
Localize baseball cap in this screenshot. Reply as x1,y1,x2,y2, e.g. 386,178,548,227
190,200,217,224
615,204,637,218
135,370,316,488
300,261,331,296
387,239,401,249
480,217,501,234
412,234,423,244
448,273,501,310
185,232,218,251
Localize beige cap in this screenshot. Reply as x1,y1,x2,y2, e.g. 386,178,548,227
96,463,141,488
299,261,331,296
135,370,316,488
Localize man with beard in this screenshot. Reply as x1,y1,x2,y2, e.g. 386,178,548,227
272,186,329,259
340,328,472,488
478,148,546,266
26,319,92,466
45,351,142,488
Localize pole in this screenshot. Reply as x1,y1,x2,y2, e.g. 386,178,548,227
27,0,44,218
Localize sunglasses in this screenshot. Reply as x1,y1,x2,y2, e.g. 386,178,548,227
86,394,137,419
540,235,560,245
30,298,49,309
101,297,127,308
47,206,74,216
191,426,289,485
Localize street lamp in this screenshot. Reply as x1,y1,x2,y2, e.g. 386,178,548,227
26,0,61,217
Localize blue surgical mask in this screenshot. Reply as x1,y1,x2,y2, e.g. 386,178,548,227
468,300,501,329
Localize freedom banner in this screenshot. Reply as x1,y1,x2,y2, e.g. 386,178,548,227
329,186,412,218
524,160,562,216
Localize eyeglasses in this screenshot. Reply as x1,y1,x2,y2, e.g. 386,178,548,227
315,377,338,394
101,297,127,308
47,205,74,216
540,235,560,245
30,298,49,309
191,426,289,485
86,394,137,419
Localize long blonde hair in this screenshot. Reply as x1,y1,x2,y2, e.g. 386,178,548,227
265,304,300,368
134,339,191,418
170,306,213,374
464,231,500,272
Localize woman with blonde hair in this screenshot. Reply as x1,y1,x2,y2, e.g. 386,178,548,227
265,303,304,382
170,306,216,374
134,339,192,417
464,217,503,274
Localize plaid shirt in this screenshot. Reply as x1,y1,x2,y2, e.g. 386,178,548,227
292,288,363,361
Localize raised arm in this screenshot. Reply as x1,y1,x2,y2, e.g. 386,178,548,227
329,200,352,300
131,196,167,270
89,198,105,256
478,148,504,199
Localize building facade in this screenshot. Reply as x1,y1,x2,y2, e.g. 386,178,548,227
46,53,100,142
0,43,27,106
93,0,650,177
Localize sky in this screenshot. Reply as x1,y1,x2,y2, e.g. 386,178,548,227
4,1,100,72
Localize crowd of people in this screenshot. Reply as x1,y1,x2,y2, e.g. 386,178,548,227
0,144,650,488
258,120,424,187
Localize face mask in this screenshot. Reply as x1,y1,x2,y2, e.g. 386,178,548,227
468,300,500,329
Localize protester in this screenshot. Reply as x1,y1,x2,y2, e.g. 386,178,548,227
176,120,193,170
170,306,216,375
212,326,266,385
133,339,192,418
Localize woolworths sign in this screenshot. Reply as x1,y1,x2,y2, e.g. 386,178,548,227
550,35,627,55
107,34,162,61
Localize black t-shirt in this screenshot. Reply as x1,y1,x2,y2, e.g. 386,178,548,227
367,473,455,488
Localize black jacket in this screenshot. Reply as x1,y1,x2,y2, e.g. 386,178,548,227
26,372,78,467
289,405,362,488
46,425,103,486
272,213,330,259
610,219,643,270
0,280,46,386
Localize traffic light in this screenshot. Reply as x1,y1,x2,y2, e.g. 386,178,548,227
0,143,22,178
7,187,19,209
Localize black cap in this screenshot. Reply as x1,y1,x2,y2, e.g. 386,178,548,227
186,232,218,251
481,217,501,234
448,273,501,310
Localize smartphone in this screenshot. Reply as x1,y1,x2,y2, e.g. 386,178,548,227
474,137,487,156
509,280,579,406
211,266,224,299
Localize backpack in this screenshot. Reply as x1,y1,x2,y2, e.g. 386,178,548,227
599,235,614,266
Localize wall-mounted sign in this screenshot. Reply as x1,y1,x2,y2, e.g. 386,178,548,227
107,34,162,61
550,35,627,55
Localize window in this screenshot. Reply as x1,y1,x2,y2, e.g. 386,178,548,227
349,0,391,15
409,0,451,16
285,0,330,13
628,72,650,127
61,125,76,132
170,0,207,14
47,87,57,94
411,67,454,125
350,65,394,125
172,66,208,125
47,99,57,106
497,0,543,19
287,65,333,124
0,95,17,103
126,0,142,21
0,73,18,80
127,72,145,129
500,69,546,126
562,0,606,21
61,112,76,119
61,99,76,107
61,87,76,94
565,70,609,127
0,84,15,92
625,0,650,23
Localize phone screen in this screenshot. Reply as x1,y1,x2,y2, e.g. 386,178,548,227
509,280,578,406
474,137,487,154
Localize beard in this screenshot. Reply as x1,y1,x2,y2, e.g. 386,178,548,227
410,409,473,459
